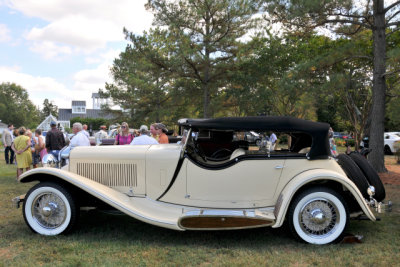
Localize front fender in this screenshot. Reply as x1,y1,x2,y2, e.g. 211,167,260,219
19,168,184,231
272,169,376,228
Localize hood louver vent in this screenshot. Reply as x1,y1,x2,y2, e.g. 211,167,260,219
76,162,138,187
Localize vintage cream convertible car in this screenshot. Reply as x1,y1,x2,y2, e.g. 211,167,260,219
13,117,391,244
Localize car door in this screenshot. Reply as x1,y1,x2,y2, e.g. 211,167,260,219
185,158,285,208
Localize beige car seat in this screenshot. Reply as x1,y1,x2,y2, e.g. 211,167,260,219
230,148,246,160
298,147,311,154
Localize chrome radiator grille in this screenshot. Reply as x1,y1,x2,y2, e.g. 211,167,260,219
76,162,138,187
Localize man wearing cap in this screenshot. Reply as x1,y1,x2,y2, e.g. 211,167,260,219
45,121,65,158
130,125,159,145
155,123,169,144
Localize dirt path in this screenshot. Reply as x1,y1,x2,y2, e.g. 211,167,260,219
379,164,400,185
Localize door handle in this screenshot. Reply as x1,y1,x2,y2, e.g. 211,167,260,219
275,165,284,169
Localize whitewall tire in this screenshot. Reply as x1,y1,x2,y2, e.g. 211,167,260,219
288,187,348,245
23,182,78,236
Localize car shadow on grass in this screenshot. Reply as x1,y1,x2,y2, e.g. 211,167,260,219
74,209,295,248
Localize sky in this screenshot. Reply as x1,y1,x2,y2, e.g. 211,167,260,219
0,0,153,109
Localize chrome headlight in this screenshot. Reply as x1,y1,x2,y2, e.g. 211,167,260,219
367,186,376,197
60,146,71,160
42,154,58,168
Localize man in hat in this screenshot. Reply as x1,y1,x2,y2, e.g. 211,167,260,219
155,123,169,144
130,125,159,145
45,121,65,158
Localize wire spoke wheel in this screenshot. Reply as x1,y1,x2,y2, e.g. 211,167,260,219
299,198,339,238
32,192,67,229
23,182,78,236
288,187,348,245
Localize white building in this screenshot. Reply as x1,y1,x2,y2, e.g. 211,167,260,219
36,114,63,132
57,94,114,129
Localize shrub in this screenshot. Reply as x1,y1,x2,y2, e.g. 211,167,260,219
345,139,355,147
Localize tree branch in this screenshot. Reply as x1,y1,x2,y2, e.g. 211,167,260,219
183,56,203,81
387,21,400,27
387,26,400,36
384,1,400,13
387,9,400,23
320,19,372,29
382,68,400,77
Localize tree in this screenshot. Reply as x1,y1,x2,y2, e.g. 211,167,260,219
127,0,263,118
265,0,400,171
0,82,40,129
301,33,374,149
41,98,58,120
101,29,190,127
229,33,329,119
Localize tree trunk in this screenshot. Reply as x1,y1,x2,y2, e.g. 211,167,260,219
203,82,210,118
368,0,387,172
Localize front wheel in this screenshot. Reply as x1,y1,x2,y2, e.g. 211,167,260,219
23,182,78,235
288,187,348,245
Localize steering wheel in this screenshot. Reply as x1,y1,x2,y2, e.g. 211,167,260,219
210,148,232,159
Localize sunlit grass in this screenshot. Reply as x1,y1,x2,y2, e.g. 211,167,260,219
0,154,399,266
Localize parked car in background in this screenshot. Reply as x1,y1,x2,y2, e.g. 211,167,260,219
360,132,400,155
384,132,400,154
13,116,390,245
334,132,353,139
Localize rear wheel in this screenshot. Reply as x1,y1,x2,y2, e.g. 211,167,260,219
23,182,78,235
288,187,348,245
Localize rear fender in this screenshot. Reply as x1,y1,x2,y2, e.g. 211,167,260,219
272,169,376,228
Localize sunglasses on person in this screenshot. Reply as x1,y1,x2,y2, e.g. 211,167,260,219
121,126,126,128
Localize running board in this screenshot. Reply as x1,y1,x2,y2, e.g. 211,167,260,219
178,209,275,230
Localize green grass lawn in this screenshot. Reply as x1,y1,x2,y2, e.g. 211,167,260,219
0,155,399,266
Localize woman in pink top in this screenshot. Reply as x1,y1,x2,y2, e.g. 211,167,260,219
114,122,134,145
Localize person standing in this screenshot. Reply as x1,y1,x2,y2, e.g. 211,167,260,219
94,125,108,145
155,123,169,144
130,125,159,145
11,127,32,178
2,124,14,164
69,122,91,149
82,124,90,138
46,121,65,159
150,123,159,141
34,129,46,164
270,132,277,151
25,130,37,168
114,122,134,145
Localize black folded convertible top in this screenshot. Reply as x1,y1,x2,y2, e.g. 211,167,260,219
178,116,331,159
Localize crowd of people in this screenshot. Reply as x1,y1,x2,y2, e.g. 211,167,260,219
2,121,170,178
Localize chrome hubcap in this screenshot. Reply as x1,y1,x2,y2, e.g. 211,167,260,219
310,209,326,224
32,193,67,229
299,198,339,237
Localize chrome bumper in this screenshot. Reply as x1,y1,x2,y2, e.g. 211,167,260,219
12,195,25,209
365,186,392,214
367,198,392,214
